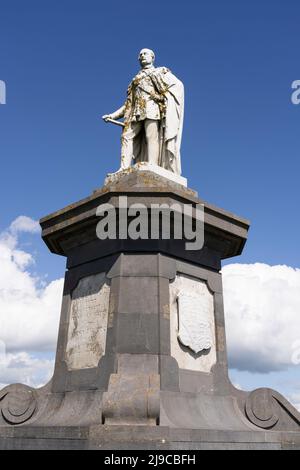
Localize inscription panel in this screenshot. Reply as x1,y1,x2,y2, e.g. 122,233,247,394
65,272,110,370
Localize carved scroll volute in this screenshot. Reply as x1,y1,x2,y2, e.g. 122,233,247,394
245,388,279,429
0,384,37,425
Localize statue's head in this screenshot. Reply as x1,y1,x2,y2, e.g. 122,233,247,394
139,48,155,67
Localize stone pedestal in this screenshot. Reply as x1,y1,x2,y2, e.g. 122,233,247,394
0,168,299,450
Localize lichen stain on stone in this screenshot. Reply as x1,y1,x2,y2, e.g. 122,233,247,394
162,303,170,319
108,293,116,328
216,326,225,351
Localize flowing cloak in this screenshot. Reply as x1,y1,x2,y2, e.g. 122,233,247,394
124,67,184,175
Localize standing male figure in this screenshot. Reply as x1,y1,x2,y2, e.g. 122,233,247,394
103,48,184,175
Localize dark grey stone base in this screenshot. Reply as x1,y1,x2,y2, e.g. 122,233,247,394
1,170,298,450
0,425,299,450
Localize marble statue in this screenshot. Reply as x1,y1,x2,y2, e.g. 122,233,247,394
102,48,184,175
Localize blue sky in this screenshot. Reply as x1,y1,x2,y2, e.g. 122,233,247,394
1,1,300,404
1,0,299,271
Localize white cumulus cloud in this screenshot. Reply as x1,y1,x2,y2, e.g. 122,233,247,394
0,217,63,387
0,349,54,389
9,216,40,235
223,263,300,373
287,392,300,411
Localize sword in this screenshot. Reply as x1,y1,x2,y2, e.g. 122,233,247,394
158,118,165,166
102,116,125,128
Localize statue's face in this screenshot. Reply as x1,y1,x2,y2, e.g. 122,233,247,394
139,49,154,67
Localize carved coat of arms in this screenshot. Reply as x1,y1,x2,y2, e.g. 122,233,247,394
177,293,213,354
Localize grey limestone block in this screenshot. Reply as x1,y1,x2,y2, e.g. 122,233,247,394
0,169,299,449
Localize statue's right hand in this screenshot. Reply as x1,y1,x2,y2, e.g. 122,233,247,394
102,114,112,122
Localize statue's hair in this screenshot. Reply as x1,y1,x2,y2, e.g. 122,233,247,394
139,48,155,62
